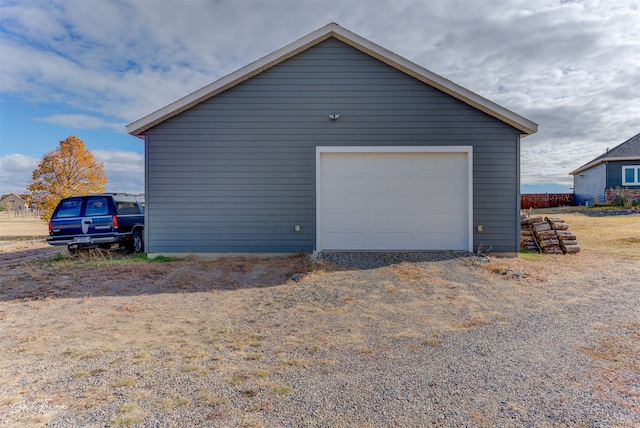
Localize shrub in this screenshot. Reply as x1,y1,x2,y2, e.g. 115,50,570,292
610,192,631,208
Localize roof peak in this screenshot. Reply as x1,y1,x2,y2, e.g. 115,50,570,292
570,132,640,175
127,23,538,137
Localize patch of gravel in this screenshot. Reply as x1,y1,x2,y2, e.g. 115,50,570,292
314,250,485,269
580,209,640,216
266,313,633,427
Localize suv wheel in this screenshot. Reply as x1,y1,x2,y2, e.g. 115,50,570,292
128,230,144,254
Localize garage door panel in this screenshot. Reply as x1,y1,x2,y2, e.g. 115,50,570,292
417,153,464,172
414,176,444,191
319,148,471,251
414,197,465,214
323,155,368,174
324,194,366,209
414,212,466,228
323,232,367,249
371,232,415,248
414,232,465,249
369,193,414,212
323,176,366,193
370,212,414,226
324,212,366,225
414,194,466,212
415,175,467,192
366,155,413,173
368,176,413,192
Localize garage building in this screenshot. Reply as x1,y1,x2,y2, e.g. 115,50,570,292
127,23,537,257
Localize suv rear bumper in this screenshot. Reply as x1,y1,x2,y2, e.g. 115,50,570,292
47,234,126,247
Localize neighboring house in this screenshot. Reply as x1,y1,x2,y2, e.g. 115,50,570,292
570,132,640,206
0,193,29,215
127,23,538,257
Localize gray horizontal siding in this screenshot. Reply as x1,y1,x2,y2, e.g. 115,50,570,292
573,163,606,205
144,38,522,253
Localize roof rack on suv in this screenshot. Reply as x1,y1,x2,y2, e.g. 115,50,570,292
101,193,142,196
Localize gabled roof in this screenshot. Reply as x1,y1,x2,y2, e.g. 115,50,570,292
0,193,27,202
127,23,538,137
570,132,640,175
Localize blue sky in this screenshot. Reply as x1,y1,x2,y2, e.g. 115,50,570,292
1,0,639,196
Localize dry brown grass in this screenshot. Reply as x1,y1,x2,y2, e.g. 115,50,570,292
579,323,640,374
579,322,640,414
559,213,640,258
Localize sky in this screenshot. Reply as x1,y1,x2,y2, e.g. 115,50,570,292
1,0,639,196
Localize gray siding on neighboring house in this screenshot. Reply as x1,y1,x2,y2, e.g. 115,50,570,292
573,163,606,205
607,160,640,189
143,38,522,253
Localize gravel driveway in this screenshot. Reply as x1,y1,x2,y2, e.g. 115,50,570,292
1,249,638,427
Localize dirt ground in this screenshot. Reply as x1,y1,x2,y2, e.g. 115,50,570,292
0,213,638,426
0,214,56,263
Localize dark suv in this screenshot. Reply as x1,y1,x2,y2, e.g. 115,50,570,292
47,193,145,253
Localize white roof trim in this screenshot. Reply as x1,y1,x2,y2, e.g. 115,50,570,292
569,156,640,175
127,23,538,137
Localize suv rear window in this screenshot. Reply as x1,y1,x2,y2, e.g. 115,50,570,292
54,198,83,218
84,197,110,216
116,201,141,215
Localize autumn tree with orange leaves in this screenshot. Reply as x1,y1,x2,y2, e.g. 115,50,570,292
29,135,107,220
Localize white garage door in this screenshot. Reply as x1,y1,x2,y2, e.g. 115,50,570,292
316,147,472,251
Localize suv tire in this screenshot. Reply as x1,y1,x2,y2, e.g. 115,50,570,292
128,230,144,254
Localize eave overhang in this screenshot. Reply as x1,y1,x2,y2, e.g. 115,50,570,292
570,157,640,175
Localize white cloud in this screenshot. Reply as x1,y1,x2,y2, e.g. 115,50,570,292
2,0,639,190
36,114,124,132
0,153,39,195
93,150,144,194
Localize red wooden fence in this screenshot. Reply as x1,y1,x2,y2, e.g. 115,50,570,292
521,193,574,209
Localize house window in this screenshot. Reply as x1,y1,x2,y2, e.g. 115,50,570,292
622,166,640,185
